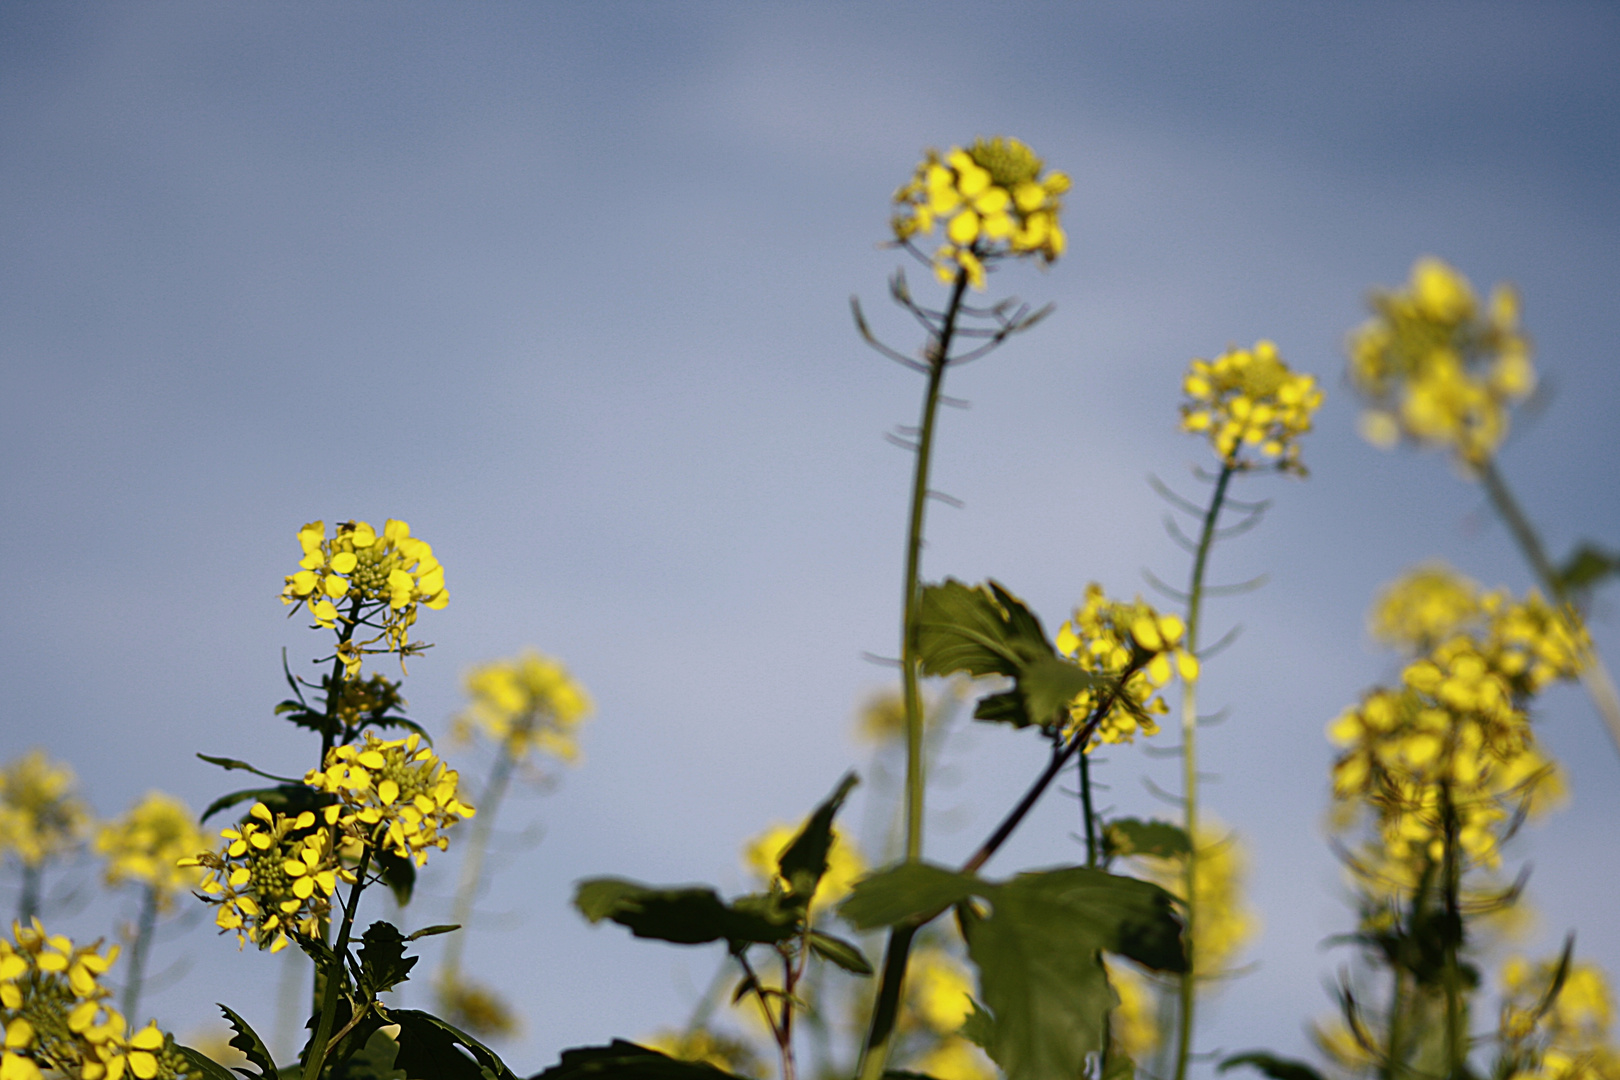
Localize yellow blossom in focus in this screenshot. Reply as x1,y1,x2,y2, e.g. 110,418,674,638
742,821,865,915
453,650,593,764
305,732,475,868
95,793,208,912
1180,340,1323,475
0,751,90,870
891,137,1069,289
280,518,448,676
180,804,344,953
1348,257,1534,466
1055,585,1198,747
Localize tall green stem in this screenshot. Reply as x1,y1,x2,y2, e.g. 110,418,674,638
16,863,40,923
856,267,969,1080
1478,460,1620,756
119,884,160,1021
1439,786,1466,1080
302,845,373,1080
1078,749,1098,868
1171,461,1233,1080
439,743,516,987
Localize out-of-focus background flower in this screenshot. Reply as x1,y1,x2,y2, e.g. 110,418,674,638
3,3,1618,1073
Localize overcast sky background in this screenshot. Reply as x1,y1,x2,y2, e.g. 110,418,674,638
4,4,1620,1076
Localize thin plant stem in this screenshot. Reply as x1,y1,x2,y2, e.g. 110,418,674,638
1440,786,1466,1080
1078,748,1098,868
735,948,793,1080
856,266,969,1080
119,883,160,1021
439,741,517,988
1478,460,1620,756
1382,968,1410,1080
16,863,40,923
1172,461,1234,1080
302,844,374,1080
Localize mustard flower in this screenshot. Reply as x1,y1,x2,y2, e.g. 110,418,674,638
641,1027,764,1078
1130,823,1257,980
909,1036,996,1080
0,919,194,1080
1348,257,1534,466
434,977,520,1040
452,650,593,764
1500,955,1620,1080
902,949,996,1080
1180,340,1323,475
95,793,208,913
891,137,1069,290
1105,960,1160,1061
280,518,448,676
1371,563,1485,652
1054,585,1199,747
305,732,475,868
742,821,865,916
180,804,344,954
0,750,90,870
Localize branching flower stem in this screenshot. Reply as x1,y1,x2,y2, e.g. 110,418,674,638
302,843,374,1080
1477,460,1620,756
1172,460,1234,1080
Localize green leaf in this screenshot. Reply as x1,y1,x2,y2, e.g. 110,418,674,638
389,1008,517,1080
838,862,983,931
1102,1051,1138,1080
217,1003,278,1080
529,1040,745,1080
330,1025,405,1080
962,867,1186,1080
1103,818,1193,860
359,921,418,995
1218,1052,1329,1080
959,998,996,1052
170,1044,241,1080
375,847,417,907
1015,654,1104,733
406,924,461,941
777,772,858,900
1557,543,1620,593
574,879,795,946
808,930,873,975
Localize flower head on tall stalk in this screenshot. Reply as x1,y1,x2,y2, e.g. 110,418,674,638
1054,586,1196,747
96,794,206,914
304,731,475,868
280,518,448,677
890,136,1069,290
1181,339,1323,475
0,751,90,874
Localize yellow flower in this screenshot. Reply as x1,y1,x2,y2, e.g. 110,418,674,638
1371,562,1483,652
1130,823,1257,979
1499,955,1620,1080
452,651,593,764
909,1036,996,1080
280,519,448,677
1180,340,1323,474
1348,257,1534,466
180,804,344,953
892,137,1069,289
305,733,475,868
1054,585,1197,747
1106,960,1160,1061
95,793,208,912
742,821,865,915
435,976,520,1039
0,751,90,870
641,1027,764,1077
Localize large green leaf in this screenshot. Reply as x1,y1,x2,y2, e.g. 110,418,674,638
777,772,858,901
216,1003,277,1080
574,879,796,946
963,867,1186,1080
838,862,983,931
529,1040,746,1080
1218,1052,1328,1080
388,1008,517,1080
916,579,1100,729
358,921,417,995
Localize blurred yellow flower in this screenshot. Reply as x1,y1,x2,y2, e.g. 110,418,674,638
453,650,593,764
1132,823,1257,980
1348,257,1534,466
0,750,90,870
1180,340,1323,475
892,137,1069,289
1500,954,1620,1080
642,1027,764,1077
95,793,208,912
1107,960,1160,1061
742,820,865,915
910,1035,995,1080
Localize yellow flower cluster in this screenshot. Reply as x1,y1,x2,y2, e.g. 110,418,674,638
1105,960,1160,1061
1,920,185,1080
280,519,448,676
1055,585,1199,746
453,651,594,764
1348,257,1535,466
742,821,865,916
181,804,344,954
904,948,996,1080
0,750,90,870
1180,340,1323,474
891,137,1069,289
1500,955,1620,1080
1131,824,1257,979
1371,563,1485,651
641,1027,764,1078
94,793,207,912
304,732,475,868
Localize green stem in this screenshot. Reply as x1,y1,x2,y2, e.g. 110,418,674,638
439,742,516,988
1078,748,1098,868
1171,460,1233,1080
856,266,970,1080
302,844,374,1080
1478,460,1620,756
1382,967,1410,1080
119,884,160,1021
1440,787,1466,1080
16,863,40,924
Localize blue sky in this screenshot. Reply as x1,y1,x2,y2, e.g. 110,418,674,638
4,3,1619,1075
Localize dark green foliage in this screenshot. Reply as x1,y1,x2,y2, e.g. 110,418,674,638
358,922,417,996
529,1040,746,1080
838,863,982,931
1103,817,1193,859
1557,542,1620,594
201,783,334,824
777,772,859,901
1218,1052,1330,1080
574,879,796,946
915,579,1100,729
808,930,873,975
217,1003,278,1080
389,1009,518,1080
170,1044,240,1080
